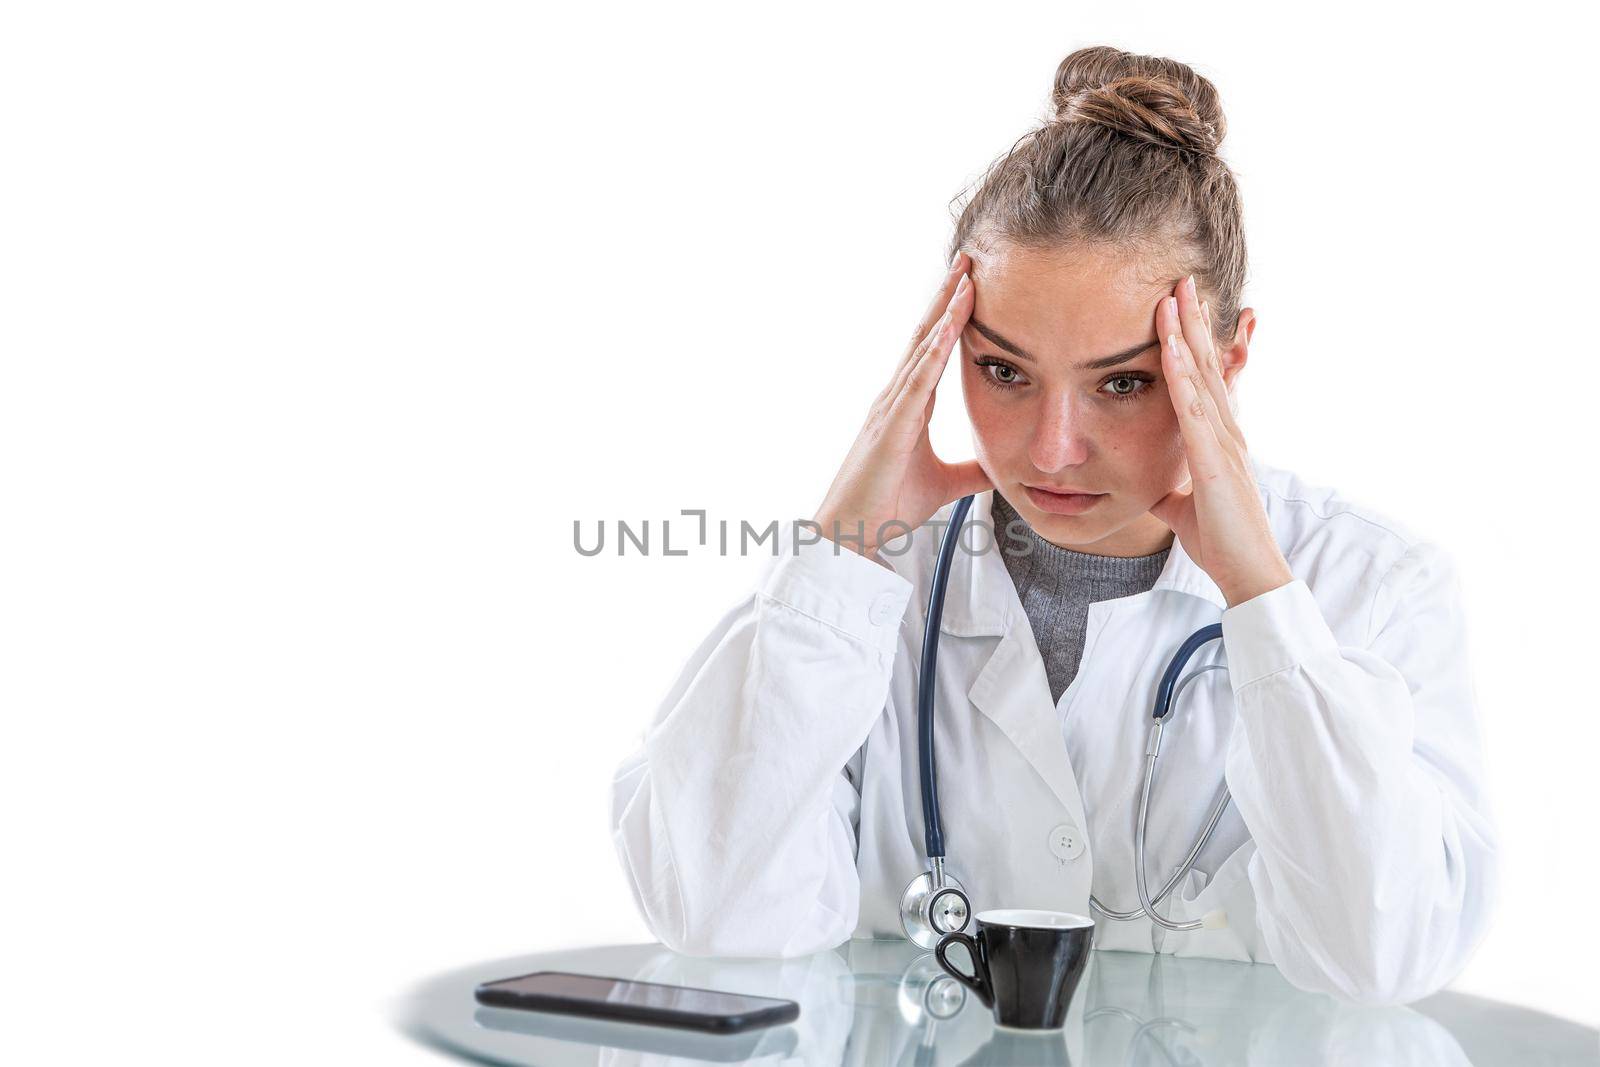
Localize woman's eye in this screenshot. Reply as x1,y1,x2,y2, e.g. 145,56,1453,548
1103,375,1153,402
975,357,1026,390
974,357,1152,402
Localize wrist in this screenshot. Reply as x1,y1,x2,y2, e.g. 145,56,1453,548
1222,559,1296,608
810,512,882,561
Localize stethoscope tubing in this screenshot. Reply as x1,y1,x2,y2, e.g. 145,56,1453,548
1088,663,1232,923
917,493,973,862
913,492,1233,936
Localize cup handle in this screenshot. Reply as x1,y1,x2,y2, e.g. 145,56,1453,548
933,932,992,1008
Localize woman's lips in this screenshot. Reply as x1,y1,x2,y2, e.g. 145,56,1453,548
1024,484,1107,515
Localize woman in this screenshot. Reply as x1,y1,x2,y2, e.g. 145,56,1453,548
609,45,1495,1006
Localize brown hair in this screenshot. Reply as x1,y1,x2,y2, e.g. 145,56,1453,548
949,45,1247,346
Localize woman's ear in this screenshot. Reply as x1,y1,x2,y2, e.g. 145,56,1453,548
1219,306,1255,390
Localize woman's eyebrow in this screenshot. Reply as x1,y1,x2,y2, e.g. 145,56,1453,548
967,317,1159,370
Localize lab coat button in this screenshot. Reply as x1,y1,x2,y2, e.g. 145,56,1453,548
868,592,901,626
1048,823,1085,861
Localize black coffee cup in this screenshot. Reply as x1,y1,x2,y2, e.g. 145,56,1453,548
934,909,1094,1031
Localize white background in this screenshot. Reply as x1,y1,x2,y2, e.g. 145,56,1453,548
4,1,1597,1063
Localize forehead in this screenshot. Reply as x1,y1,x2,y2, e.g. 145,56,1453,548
971,242,1169,361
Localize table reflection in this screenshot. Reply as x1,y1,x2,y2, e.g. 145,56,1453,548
401,941,1595,1066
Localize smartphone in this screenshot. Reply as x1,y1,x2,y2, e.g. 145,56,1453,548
473,1005,799,1062
473,970,801,1034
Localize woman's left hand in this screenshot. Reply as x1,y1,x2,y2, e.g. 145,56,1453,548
1147,275,1295,608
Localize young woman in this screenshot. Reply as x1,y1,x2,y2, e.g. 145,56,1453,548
610,45,1495,1006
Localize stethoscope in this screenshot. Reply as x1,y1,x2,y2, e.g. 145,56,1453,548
899,494,1234,949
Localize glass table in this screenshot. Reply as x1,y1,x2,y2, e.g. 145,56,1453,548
398,941,1598,1065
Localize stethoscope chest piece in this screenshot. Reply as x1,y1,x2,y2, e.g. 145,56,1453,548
897,953,969,1024
899,868,972,949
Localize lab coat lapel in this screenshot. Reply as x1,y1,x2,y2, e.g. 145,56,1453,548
928,487,1232,821
967,628,1085,813
934,491,1088,821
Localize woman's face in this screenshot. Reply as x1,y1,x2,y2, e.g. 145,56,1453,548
958,241,1250,557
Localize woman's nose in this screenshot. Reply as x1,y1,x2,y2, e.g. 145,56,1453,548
1028,392,1092,471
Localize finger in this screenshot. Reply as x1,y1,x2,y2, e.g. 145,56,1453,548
1173,276,1217,371
1160,294,1235,454
881,266,970,409
906,252,971,359
919,276,975,420
1162,325,1227,480
1198,300,1243,430
1196,298,1245,444
1173,278,1244,448
894,271,974,416
1165,282,1233,447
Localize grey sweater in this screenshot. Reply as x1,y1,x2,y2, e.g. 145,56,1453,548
990,492,1172,707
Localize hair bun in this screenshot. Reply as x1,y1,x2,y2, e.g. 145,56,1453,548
1050,45,1225,159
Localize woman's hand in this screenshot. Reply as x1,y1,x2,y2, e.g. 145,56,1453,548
1147,274,1295,607
811,253,994,562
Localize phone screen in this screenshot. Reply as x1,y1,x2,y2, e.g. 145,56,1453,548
474,970,800,1033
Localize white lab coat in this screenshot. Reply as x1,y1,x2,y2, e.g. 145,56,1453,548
609,455,1497,1006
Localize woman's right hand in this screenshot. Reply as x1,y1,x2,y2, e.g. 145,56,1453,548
811,253,993,563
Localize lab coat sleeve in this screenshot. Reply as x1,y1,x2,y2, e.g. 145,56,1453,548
609,528,913,957
1219,540,1497,1005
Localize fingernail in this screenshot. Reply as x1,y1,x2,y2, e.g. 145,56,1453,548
1167,296,1178,317
949,251,964,271
1185,275,1197,299
955,273,971,295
